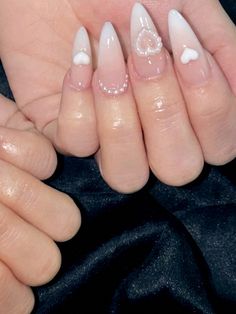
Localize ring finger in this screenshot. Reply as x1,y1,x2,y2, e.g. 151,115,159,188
128,4,203,186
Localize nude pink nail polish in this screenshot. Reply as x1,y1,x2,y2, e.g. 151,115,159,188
168,10,211,86
97,22,128,96
69,26,93,90
131,3,166,79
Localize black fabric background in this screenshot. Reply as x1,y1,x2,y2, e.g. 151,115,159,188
0,1,236,313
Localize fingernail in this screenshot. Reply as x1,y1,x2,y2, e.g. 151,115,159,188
131,3,166,79
98,22,128,96
70,26,93,90
168,9,211,86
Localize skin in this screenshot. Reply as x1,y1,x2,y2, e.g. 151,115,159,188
0,0,235,311
0,95,81,313
0,0,236,193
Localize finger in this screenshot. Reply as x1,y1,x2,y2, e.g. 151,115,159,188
182,0,236,95
0,127,57,180
168,10,236,165
144,0,236,95
0,159,81,242
0,261,34,313
0,202,61,286
93,22,149,193
0,95,57,179
128,4,203,186
56,27,99,157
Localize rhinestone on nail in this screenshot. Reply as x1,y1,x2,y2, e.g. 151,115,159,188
135,28,163,57
99,74,129,96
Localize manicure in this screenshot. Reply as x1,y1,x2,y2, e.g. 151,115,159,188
98,22,129,96
70,26,93,90
168,9,211,86
131,3,166,80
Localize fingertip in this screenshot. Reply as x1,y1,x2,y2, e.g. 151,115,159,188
28,241,62,287
151,152,204,187
101,165,150,194
53,197,82,242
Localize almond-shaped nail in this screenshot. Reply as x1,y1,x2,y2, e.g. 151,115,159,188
98,22,128,96
131,3,166,79
70,26,93,90
168,10,211,86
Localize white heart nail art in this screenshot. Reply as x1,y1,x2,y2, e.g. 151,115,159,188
180,47,199,65
135,28,163,57
73,51,91,65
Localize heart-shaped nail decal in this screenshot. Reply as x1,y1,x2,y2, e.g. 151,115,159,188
135,28,163,57
180,47,199,65
73,51,91,65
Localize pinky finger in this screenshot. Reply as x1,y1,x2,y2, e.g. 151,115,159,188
0,261,34,314
56,27,99,157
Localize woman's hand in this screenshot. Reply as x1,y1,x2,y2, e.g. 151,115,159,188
0,0,236,193
0,95,81,313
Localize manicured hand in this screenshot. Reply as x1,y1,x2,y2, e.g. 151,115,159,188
0,0,235,193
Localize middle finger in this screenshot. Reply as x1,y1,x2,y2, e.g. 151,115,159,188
93,22,149,193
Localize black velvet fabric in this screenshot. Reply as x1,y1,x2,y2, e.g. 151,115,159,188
0,1,236,313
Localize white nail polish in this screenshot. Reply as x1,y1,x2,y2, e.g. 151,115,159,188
73,51,91,65
168,10,202,64
180,47,199,64
70,26,93,90
131,3,163,57
130,3,166,79
72,26,91,65
168,9,210,85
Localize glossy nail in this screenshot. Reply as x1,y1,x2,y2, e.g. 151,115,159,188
98,22,128,96
131,3,166,79
70,26,93,90
168,9,211,86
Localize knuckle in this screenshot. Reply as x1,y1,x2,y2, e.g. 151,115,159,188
103,121,139,144
150,153,204,187
194,98,229,121
148,98,183,121
0,206,21,249
204,143,236,165
25,133,57,179
16,180,39,212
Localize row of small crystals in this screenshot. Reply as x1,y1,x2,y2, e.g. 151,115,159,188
99,74,129,95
